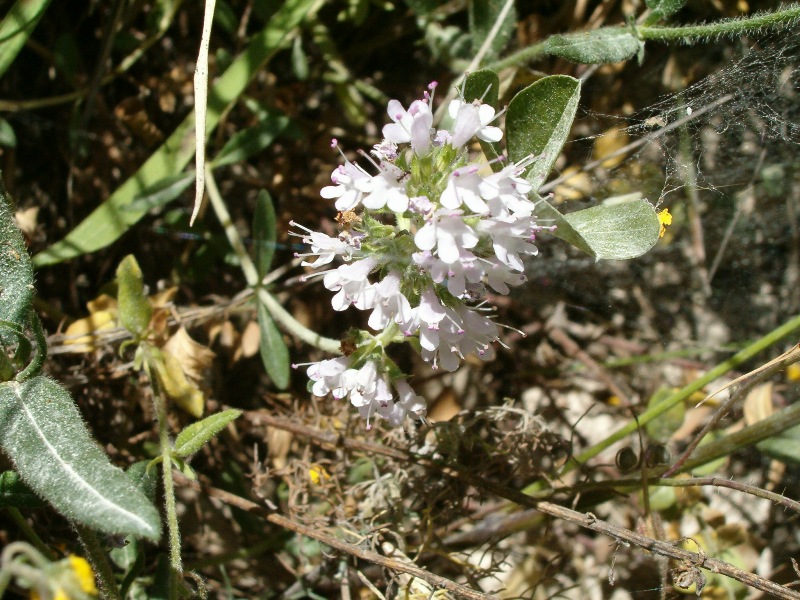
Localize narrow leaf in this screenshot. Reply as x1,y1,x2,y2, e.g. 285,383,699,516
173,409,242,459
0,176,34,344
253,189,278,278
0,0,52,79
644,0,688,24
116,255,153,336
463,69,503,168
32,0,321,267
543,28,644,64
212,112,291,168
561,195,660,260
469,0,516,61
506,75,581,191
124,171,195,214
0,377,162,540
257,297,290,389
0,470,44,508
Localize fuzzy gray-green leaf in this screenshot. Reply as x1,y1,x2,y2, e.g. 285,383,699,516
174,409,242,459
0,377,162,540
506,75,580,191
543,28,644,64
561,195,660,260
0,175,34,346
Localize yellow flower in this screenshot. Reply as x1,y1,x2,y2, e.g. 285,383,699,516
30,556,98,600
658,208,673,238
308,464,331,485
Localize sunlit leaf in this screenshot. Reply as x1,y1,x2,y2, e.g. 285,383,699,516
507,75,580,191
561,194,661,260
0,0,52,78
543,28,644,64
0,377,162,540
173,409,242,459
117,255,153,336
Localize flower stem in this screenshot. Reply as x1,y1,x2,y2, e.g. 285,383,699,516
146,357,183,599
6,508,54,561
205,165,341,354
205,166,260,287
75,524,122,600
638,6,800,43
257,288,341,354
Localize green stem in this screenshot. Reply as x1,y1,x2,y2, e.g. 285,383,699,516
638,6,800,43
524,313,800,494
205,165,341,354
205,166,260,287
485,41,547,72
6,508,55,560
148,365,182,599
256,288,340,354
75,524,122,600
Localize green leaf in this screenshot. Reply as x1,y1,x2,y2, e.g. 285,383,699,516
506,75,581,191
32,0,321,267
535,198,594,256
462,69,503,168
757,423,800,464
543,28,644,64
116,255,153,336
0,377,162,540
469,0,516,61
212,111,292,168
253,190,278,278
257,297,290,389
291,35,309,80
0,470,44,508
644,0,688,25
173,409,242,459
645,387,685,443
0,118,16,148
0,175,34,344
124,171,195,214
0,0,52,79
561,194,661,260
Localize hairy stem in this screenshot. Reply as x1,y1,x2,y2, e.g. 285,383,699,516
638,6,800,43
75,524,122,600
146,362,182,599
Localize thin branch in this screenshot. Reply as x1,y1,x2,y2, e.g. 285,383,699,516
174,474,498,600
248,411,800,598
662,343,800,477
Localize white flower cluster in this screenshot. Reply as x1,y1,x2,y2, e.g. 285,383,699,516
294,83,548,427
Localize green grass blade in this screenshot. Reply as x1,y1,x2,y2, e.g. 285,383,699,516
32,0,322,268
0,0,53,79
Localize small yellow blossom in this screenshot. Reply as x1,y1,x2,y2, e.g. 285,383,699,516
308,464,331,485
658,208,673,238
30,556,97,600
